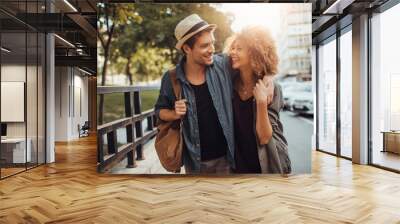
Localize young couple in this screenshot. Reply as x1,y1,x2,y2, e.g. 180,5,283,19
155,14,291,175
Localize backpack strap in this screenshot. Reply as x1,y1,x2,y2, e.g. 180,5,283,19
169,68,182,100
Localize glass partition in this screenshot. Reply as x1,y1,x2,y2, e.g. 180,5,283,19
0,0,46,179
1,28,28,178
339,29,352,158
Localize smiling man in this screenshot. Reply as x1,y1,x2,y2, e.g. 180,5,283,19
154,14,236,174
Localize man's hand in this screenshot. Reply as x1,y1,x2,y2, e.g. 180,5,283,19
174,99,187,119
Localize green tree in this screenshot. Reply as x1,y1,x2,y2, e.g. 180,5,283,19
130,43,173,82
97,3,141,124
110,3,234,83
134,3,234,64
111,4,185,84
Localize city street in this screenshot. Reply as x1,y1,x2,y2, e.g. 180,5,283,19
281,111,313,174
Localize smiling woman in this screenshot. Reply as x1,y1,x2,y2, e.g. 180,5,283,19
224,25,291,174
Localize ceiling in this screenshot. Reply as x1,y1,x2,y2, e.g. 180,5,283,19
0,0,97,75
0,0,395,74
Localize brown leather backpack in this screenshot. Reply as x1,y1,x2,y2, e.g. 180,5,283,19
155,68,183,173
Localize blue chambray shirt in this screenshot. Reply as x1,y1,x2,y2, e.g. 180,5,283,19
154,54,236,172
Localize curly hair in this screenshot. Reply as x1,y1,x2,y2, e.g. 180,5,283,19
225,26,279,78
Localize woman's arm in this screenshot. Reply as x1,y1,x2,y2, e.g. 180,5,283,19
255,100,273,144
253,80,274,144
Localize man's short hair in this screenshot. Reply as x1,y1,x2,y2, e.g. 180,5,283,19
182,27,215,54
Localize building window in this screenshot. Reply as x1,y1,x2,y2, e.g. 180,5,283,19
371,3,400,171
317,36,337,154
340,29,352,158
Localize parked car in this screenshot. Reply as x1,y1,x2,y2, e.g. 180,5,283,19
281,82,302,111
291,82,313,115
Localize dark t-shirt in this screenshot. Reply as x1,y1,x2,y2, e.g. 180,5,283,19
233,90,261,173
191,82,228,161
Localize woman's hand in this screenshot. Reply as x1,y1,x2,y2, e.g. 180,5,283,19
253,77,274,106
263,76,274,105
254,78,274,145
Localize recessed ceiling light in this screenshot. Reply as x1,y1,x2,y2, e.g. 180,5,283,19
63,0,78,12
54,34,75,48
78,67,92,76
323,0,355,15
1,47,11,53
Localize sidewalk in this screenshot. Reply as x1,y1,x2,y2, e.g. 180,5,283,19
109,138,186,174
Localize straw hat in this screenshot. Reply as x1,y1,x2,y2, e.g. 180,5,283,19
175,14,217,50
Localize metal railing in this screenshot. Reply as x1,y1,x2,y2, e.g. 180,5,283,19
97,86,158,173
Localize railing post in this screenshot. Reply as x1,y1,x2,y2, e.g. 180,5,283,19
107,131,117,155
97,132,104,163
97,86,159,172
147,116,153,131
98,93,104,125
134,90,144,160
152,114,157,129
124,92,136,168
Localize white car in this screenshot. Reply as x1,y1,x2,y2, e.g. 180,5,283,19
281,82,303,111
291,83,313,115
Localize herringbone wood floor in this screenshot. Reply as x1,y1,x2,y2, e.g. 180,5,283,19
1,135,400,223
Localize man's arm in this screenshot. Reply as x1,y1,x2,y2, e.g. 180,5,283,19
154,72,175,121
155,70,188,122
159,99,187,121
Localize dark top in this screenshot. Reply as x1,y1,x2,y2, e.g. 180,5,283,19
233,90,262,173
191,82,228,161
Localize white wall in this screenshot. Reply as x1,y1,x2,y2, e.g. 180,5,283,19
1,63,46,164
1,65,38,138
55,67,89,141
1,65,26,140
55,66,69,141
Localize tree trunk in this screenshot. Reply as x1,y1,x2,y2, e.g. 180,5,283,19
125,55,133,85
169,48,175,65
98,5,115,125
98,51,109,125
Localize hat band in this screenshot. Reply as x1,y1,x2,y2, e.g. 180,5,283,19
181,21,209,39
